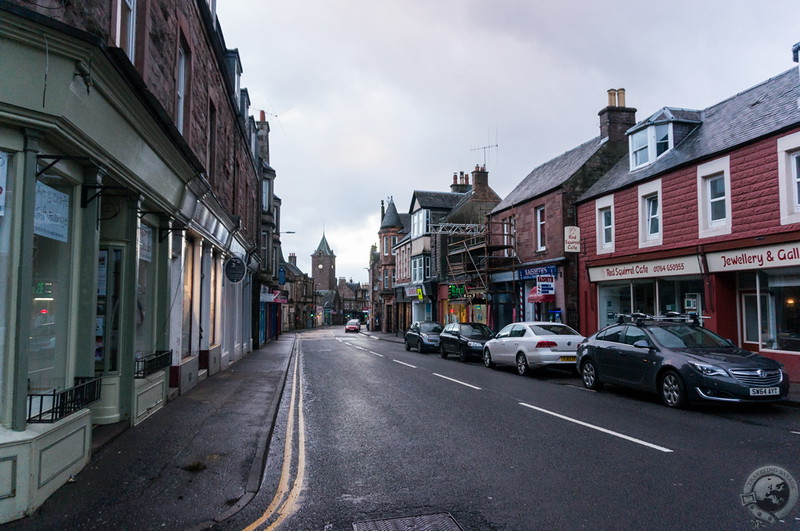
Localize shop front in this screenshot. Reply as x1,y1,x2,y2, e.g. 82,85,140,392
587,255,704,329
518,265,562,323
440,283,489,325
706,242,800,381
585,248,800,382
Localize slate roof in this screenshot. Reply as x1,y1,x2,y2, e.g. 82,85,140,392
409,191,465,213
492,136,607,213
580,67,800,202
314,233,334,255
380,200,402,229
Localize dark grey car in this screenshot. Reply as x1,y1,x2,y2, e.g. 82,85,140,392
404,321,443,353
576,315,790,408
439,322,494,361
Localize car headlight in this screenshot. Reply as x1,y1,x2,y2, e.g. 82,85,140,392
467,341,482,348
688,361,728,377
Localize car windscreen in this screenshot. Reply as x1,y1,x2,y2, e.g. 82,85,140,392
460,324,493,338
420,323,443,333
648,324,733,349
528,323,580,336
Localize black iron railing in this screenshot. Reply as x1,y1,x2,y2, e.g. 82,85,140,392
134,350,172,378
27,376,102,423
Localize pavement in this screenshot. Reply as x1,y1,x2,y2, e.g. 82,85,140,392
6,327,799,529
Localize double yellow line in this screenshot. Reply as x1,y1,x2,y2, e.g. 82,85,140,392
244,343,306,531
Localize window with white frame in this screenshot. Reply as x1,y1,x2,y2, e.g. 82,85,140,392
502,216,515,257
535,206,546,251
411,209,429,238
411,256,429,283
777,131,800,225
117,0,137,61
696,156,732,238
383,236,389,256
638,180,662,247
391,236,397,255
176,42,187,133
595,195,614,254
630,123,671,169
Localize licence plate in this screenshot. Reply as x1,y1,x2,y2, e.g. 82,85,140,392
559,356,576,362
750,387,779,396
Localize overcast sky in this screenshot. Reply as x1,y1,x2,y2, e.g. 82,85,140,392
216,1,800,284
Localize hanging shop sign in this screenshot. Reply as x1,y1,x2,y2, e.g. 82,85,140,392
225,256,246,283
564,226,580,253
588,255,701,282
706,243,800,272
448,284,467,299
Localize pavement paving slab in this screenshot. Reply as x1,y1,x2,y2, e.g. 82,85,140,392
5,335,295,530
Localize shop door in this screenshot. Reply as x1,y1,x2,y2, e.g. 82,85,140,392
96,247,124,375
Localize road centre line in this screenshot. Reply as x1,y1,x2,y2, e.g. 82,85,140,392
393,360,417,369
433,373,481,390
518,402,673,453
369,351,384,357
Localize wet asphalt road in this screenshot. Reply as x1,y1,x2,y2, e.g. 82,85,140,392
228,328,800,531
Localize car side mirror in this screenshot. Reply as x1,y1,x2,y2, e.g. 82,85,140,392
633,339,651,349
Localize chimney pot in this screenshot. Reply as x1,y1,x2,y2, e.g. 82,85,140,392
607,89,617,107
617,88,626,107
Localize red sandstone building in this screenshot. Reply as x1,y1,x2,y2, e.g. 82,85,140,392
577,59,800,382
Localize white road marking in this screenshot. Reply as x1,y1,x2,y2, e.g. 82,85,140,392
518,402,673,453
393,360,417,369
792,431,800,435
369,351,384,357
433,373,481,390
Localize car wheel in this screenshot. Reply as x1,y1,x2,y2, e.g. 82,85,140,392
439,344,447,358
459,345,468,362
581,358,603,390
660,370,687,408
404,340,410,351
516,353,530,376
483,349,495,369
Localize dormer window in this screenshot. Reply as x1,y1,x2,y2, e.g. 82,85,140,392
630,123,671,169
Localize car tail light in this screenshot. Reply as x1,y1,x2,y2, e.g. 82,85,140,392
535,340,557,349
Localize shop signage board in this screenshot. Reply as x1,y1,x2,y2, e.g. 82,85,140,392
518,265,557,280
706,243,800,272
537,275,555,295
588,255,701,282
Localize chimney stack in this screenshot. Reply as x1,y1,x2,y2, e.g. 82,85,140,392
599,88,636,143
471,165,489,196
289,253,297,266
450,171,472,193
381,200,385,221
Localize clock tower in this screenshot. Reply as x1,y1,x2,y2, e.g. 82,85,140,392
311,232,336,290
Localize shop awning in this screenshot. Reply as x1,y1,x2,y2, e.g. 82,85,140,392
527,286,555,303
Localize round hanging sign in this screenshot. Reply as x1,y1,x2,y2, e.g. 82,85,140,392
225,256,246,283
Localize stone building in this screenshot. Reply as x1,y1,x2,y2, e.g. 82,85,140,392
0,1,262,522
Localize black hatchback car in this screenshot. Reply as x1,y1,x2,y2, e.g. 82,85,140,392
439,322,494,361
576,314,790,408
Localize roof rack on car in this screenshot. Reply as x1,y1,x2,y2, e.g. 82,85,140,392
614,312,709,326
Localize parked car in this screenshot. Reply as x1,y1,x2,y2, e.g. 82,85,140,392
345,319,361,333
439,322,494,361
483,321,585,376
576,314,791,408
404,321,443,353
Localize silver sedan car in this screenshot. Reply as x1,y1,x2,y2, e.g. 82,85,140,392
483,322,585,376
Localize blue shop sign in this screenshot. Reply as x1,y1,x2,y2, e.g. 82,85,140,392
518,265,557,280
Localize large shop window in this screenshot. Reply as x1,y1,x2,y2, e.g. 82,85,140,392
31,176,75,392
598,278,704,329
742,269,800,352
0,153,12,408
134,224,156,359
